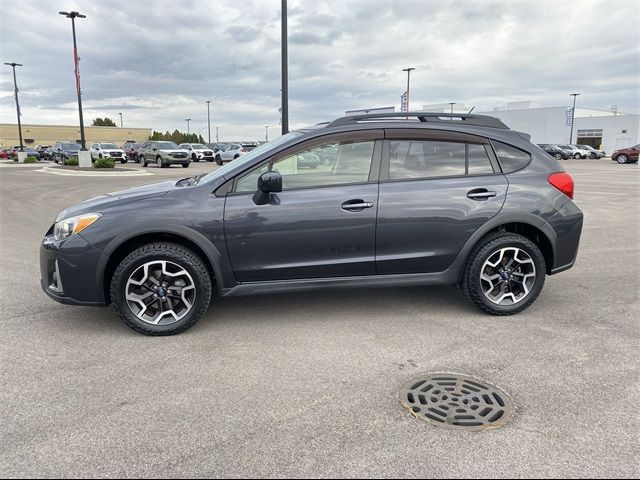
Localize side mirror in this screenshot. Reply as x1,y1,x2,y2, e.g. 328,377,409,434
253,171,282,205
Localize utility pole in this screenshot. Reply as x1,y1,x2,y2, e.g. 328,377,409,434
281,0,289,134
118,112,123,127
569,93,580,144
206,100,212,144
4,62,24,151
59,11,87,150
402,67,415,111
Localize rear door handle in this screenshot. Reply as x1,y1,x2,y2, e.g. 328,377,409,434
467,189,497,200
341,199,374,211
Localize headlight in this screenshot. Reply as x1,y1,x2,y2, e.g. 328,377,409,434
54,213,101,240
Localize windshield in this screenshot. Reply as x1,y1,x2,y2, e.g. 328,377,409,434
157,142,179,150
191,144,207,149
101,143,118,149
202,132,303,182
558,145,571,149
62,143,80,150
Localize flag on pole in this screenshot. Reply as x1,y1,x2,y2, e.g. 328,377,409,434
401,91,408,113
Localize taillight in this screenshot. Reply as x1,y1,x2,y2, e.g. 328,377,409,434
548,172,574,199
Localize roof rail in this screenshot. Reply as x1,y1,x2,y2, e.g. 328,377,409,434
326,112,510,130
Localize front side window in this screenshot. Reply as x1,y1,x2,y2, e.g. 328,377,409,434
235,140,375,193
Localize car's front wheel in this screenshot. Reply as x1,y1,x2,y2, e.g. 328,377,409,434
139,155,147,167
110,242,212,336
573,153,581,159
182,163,190,168
616,154,629,164
215,156,222,165
462,232,546,316
554,153,562,160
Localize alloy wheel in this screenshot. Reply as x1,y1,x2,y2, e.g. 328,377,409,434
480,247,536,306
125,260,196,325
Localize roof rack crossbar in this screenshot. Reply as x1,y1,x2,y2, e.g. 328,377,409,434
327,112,509,130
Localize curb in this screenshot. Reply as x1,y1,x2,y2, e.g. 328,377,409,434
37,167,154,177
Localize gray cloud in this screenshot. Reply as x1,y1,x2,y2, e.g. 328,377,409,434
1,0,638,140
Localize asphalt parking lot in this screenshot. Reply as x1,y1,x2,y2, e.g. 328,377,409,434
0,159,638,478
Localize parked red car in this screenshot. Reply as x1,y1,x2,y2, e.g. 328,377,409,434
0,149,10,159
611,144,639,164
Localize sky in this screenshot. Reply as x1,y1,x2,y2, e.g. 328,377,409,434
0,0,638,141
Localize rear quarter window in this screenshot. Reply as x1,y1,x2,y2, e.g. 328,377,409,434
491,141,531,173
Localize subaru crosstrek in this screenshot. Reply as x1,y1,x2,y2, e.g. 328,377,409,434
41,112,583,335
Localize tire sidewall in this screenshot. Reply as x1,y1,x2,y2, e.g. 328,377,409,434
617,155,628,164
464,234,546,315
110,244,212,335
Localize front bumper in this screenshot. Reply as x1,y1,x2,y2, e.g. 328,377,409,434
40,232,108,306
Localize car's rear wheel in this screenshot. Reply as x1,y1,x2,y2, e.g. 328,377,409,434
554,153,562,160
110,242,212,336
216,156,222,165
573,153,581,159
617,154,629,164
139,155,147,167
182,163,190,168
462,232,545,316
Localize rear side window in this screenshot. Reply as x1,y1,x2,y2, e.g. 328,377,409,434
467,144,495,175
492,141,531,172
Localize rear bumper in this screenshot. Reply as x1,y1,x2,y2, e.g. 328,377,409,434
40,233,108,306
547,200,583,275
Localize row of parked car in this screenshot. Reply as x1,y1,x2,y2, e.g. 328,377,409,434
120,141,258,167
538,143,606,160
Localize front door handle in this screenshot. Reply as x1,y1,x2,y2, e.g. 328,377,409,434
467,189,497,200
341,199,374,211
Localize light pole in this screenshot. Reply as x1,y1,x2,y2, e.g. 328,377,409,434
402,67,415,111
569,93,580,144
118,112,123,127
281,0,289,134
449,102,456,114
59,11,87,150
206,100,212,144
216,127,219,143
265,125,269,142
4,62,23,151
185,118,191,135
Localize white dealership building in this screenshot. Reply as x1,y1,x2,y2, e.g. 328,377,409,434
422,101,639,154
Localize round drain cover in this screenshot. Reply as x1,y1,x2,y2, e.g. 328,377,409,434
400,373,514,431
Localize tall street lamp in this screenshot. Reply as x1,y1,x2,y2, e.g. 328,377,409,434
281,0,289,135
185,118,191,135
59,11,87,150
206,100,212,144
449,102,456,114
118,112,123,127
402,67,415,111
569,93,580,144
4,62,24,151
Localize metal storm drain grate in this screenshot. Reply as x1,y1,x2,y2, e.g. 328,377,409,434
400,373,514,431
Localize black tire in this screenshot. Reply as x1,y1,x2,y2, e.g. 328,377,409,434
589,153,596,159
215,156,222,165
234,154,239,159
574,153,581,159
157,156,164,168
182,163,190,168
554,153,562,160
140,155,147,167
110,242,212,336
617,154,628,164
121,159,127,164
462,232,546,316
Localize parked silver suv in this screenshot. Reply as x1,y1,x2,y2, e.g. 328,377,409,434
138,141,191,168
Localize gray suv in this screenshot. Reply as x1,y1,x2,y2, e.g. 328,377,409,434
138,141,191,168
40,112,583,335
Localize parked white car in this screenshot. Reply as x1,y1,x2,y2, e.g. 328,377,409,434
89,142,127,163
178,143,215,162
557,144,589,159
214,144,248,165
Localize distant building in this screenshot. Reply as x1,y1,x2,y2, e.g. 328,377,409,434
474,103,639,152
0,123,152,147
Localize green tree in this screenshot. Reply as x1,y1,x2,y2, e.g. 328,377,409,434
92,117,117,127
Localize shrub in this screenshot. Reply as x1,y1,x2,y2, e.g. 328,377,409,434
65,156,79,166
94,156,115,168
24,156,37,163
